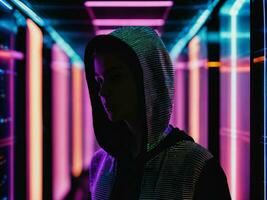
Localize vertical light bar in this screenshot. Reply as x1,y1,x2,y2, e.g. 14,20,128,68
230,12,237,200
9,49,15,200
188,36,200,143
51,45,71,200
229,1,245,199
263,0,267,199
170,64,186,130
26,19,43,200
72,65,83,177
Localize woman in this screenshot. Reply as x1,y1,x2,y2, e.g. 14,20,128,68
84,26,231,200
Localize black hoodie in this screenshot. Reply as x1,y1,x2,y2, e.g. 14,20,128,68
84,26,231,200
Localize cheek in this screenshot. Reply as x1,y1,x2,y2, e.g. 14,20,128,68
119,88,139,112
117,84,137,100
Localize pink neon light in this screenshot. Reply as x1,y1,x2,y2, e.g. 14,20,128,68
95,29,161,36
92,19,165,26
51,44,71,200
188,36,200,143
26,19,43,200
95,29,114,35
220,66,250,73
170,65,186,131
84,1,173,7
82,72,96,169
0,50,24,60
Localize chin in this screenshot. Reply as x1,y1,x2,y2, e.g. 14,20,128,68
107,112,120,122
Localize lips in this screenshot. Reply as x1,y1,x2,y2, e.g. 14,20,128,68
100,97,113,111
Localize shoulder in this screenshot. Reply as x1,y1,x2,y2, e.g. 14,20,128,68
168,126,213,162
88,149,116,197
193,157,231,200
90,148,108,166
89,148,114,173
89,148,114,186
170,140,213,163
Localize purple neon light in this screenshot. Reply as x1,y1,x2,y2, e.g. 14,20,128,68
84,1,173,7
95,29,161,36
95,29,114,35
92,19,165,26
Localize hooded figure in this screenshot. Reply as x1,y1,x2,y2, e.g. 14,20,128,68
84,27,231,200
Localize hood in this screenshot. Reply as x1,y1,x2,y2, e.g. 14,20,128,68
84,26,174,156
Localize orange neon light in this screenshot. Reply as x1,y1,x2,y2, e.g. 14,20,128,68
188,36,200,143
26,19,43,200
207,61,221,68
253,56,265,63
72,65,83,177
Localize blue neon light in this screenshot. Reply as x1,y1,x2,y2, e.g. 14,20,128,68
169,0,219,61
9,0,44,26
46,26,83,65
7,0,83,65
0,0,12,10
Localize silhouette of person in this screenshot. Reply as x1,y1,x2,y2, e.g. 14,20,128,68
84,26,231,200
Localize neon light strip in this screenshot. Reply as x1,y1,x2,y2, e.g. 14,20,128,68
0,50,24,60
9,44,15,200
230,7,237,200
170,0,219,61
207,61,221,67
173,65,186,130
72,65,83,177
84,1,173,7
253,56,265,63
188,36,200,143
95,29,161,36
221,31,250,38
46,26,83,65
26,19,43,200
51,44,71,200
8,0,82,65
92,19,165,26
220,66,250,73
95,29,115,35
229,1,246,199
0,0,13,10
263,0,267,199
10,0,44,26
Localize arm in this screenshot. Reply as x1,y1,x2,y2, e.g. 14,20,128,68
193,158,232,200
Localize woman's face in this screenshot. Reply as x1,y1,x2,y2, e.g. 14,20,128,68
94,52,140,122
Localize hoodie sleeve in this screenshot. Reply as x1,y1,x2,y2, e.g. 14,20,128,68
193,158,232,200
